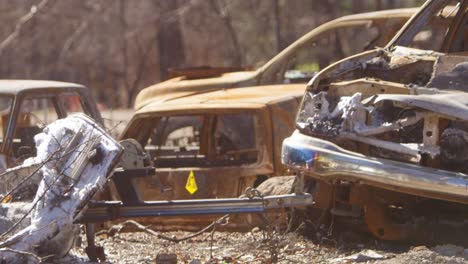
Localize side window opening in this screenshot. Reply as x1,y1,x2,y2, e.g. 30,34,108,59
12,97,60,162
407,20,450,51
393,1,459,52
337,23,380,55
283,23,380,84
61,93,85,115
214,113,257,162
141,112,259,168
448,9,468,52
146,115,203,160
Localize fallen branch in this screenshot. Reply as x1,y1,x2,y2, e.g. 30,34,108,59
97,215,229,243
209,218,217,260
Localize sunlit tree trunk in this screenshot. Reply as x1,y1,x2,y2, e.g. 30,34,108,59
273,0,282,53
158,0,186,81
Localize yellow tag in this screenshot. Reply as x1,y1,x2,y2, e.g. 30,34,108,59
1,195,12,204
185,170,198,195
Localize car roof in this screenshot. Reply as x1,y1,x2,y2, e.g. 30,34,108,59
134,8,419,110
135,84,305,116
0,80,86,95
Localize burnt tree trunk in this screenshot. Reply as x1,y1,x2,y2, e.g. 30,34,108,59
119,0,128,108
158,0,185,81
273,0,282,53
352,0,367,13
209,0,242,66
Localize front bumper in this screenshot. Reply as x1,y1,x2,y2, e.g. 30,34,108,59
282,130,468,202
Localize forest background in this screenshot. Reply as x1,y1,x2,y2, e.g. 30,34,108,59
0,0,422,108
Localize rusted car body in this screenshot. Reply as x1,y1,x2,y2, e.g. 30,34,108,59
118,84,305,229
134,9,418,110
0,80,102,170
282,0,468,241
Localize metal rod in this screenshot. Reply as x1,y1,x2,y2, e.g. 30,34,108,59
78,193,313,223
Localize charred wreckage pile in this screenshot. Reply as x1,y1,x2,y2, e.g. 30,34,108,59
0,114,123,263
281,0,468,242
284,46,468,242
301,49,468,172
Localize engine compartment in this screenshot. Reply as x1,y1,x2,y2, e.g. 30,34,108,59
298,48,468,174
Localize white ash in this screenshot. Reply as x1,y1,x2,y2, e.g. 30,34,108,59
302,92,371,136
303,92,365,123
302,92,331,121
0,202,32,234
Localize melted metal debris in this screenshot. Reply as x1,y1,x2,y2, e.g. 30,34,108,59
0,114,122,262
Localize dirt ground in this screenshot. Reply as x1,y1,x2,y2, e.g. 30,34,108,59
55,226,468,264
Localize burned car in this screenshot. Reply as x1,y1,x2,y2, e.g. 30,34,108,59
134,8,417,110
117,84,305,229
0,80,102,170
282,0,468,241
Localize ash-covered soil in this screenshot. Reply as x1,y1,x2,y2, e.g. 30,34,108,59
55,228,468,264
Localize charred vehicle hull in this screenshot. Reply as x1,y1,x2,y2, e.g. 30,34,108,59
118,84,305,229
121,8,430,231
282,0,468,242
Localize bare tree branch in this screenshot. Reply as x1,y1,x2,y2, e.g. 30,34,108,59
158,0,201,25
119,0,130,92
97,216,229,243
55,21,88,70
0,0,52,57
125,34,158,107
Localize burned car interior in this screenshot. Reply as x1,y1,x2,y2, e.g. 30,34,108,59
115,85,304,209
125,112,260,168
0,83,101,171
11,93,94,163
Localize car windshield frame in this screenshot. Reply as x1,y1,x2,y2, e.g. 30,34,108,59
0,94,14,148
386,0,466,52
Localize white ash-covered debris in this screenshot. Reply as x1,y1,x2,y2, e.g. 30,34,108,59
298,54,468,166
0,202,32,234
330,249,386,263
0,114,122,263
300,92,369,136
